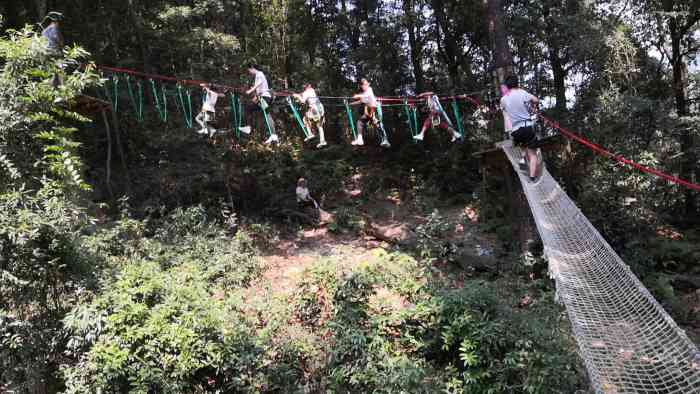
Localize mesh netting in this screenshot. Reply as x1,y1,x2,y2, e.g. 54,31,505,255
500,141,700,394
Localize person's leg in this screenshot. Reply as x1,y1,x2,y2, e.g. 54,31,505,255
239,102,257,134
353,116,367,145
303,115,316,141
195,111,207,133
317,118,327,147
414,117,431,141
527,148,538,179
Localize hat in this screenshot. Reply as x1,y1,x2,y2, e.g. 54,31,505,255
46,12,64,22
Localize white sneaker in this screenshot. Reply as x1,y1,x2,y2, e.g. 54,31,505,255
265,134,279,144
304,134,316,142
317,141,327,148
413,133,424,141
239,126,251,135
451,133,463,142
380,139,391,148
197,128,208,135
351,136,364,146
208,128,217,137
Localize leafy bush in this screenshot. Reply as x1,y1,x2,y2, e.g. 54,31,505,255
62,260,264,393
415,210,457,261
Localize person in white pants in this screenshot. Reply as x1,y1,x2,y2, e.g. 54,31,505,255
239,64,279,144
293,83,327,148
196,84,222,137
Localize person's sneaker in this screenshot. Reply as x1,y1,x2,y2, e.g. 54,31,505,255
304,134,316,142
239,126,251,135
351,136,364,146
197,128,208,135
413,133,424,141
208,128,217,137
380,139,391,148
317,141,327,148
451,133,463,142
265,134,279,144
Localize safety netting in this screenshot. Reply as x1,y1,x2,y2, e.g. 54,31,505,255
500,140,700,393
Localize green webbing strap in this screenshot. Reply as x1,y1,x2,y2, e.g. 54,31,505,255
287,97,309,137
403,99,418,137
432,96,454,128
237,95,243,129
376,103,389,142
344,99,357,139
411,106,419,135
149,79,167,122
259,98,273,138
229,93,240,138
176,85,193,128
109,75,119,113
125,76,144,122
451,98,465,136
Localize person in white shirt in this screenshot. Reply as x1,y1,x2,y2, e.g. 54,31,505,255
239,64,279,144
500,75,540,182
293,84,326,148
195,84,222,137
413,92,463,143
350,78,390,148
296,178,318,209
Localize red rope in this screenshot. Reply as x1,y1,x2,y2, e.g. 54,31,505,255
95,64,245,93
538,115,700,192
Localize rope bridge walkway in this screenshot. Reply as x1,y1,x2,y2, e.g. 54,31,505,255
500,140,700,393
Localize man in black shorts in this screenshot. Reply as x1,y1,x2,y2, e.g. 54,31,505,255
500,75,540,181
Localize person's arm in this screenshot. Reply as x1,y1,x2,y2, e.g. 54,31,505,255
246,76,262,95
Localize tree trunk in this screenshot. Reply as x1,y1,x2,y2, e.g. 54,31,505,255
404,0,425,92
33,0,47,20
670,24,696,218
100,110,114,199
542,3,568,114
431,0,462,87
486,0,513,85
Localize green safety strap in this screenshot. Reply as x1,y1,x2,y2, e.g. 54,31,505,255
108,75,119,113
411,106,419,135
344,99,357,139
376,103,389,142
403,99,418,137
125,76,144,122
451,98,465,136
229,93,240,138
176,85,193,128
149,79,167,122
287,97,309,137
237,95,243,129
259,98,273,138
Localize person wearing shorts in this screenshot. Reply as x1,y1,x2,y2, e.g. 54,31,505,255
413,92,463,143
293,83,326,148
500,75,540,181
239,64,279,144
350,78,390,148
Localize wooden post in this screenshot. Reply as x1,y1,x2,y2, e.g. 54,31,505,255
100,110,114,199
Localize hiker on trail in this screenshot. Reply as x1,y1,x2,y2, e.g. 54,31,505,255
413,92,463,143
41,12,65,55
41,12,65,88
195,83,222,137
500,75,540,182
350,78,390,148
239,64,279,144
293,83,327,148
296,178,318,209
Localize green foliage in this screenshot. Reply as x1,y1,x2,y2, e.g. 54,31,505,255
415,209,457,261
0,184,99,393
0,27,99,191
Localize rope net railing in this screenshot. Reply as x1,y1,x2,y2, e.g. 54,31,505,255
500,140,700,393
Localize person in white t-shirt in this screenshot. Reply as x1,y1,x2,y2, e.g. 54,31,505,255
413,92,463,143
500,75,540,182
296,178,318,209
239,64,279,144
350,78,390,148
196,84,222,137
293,83,326,148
